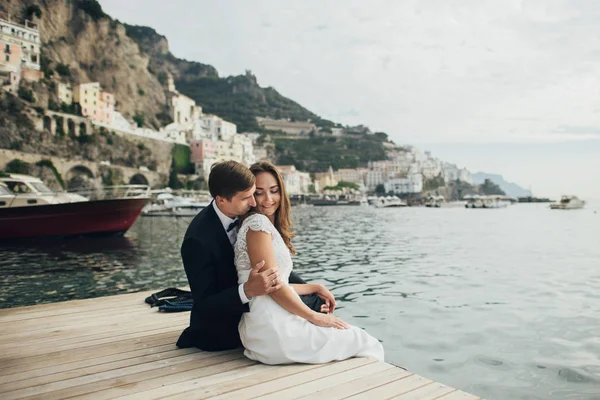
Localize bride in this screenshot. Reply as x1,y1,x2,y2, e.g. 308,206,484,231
234,161,384,365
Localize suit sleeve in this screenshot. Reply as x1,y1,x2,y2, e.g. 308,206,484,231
288,271,306,284
181,236,249,317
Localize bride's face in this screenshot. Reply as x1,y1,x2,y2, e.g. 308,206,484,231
254,172,281,218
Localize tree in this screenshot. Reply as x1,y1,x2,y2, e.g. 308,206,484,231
55,63,71,77
168,169,183,189
133,113,145,127
5,159,31,174
23,4,42,20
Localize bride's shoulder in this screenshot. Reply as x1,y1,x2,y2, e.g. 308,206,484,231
241,213,273,233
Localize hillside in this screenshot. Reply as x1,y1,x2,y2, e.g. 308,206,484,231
1,0,389,171
472,172,531,197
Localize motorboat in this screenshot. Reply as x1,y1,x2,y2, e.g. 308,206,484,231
375,196,407,208
464,195,510,209
0,174,149,239
142,192,209,217
425,195,445,208
550,196,586,210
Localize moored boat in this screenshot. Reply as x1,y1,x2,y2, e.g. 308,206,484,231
0,174,150,239
550,196,586,210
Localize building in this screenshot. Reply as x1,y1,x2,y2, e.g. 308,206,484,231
0,12,42,91
384,174,423,194
276,165,311,195
192,114,237,141
72,82,115,125
256,117,317,135
335,168,365,185
314,166,338,190
57,83,73,105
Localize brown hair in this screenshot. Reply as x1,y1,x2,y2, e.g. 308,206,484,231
208,160,255,200
248,161,296,255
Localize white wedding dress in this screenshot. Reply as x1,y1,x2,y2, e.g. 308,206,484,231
234,213,384,365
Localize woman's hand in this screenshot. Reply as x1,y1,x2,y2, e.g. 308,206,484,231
308,312,350,330
316,284,336,314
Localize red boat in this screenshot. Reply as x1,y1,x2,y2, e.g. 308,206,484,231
0,174,149,239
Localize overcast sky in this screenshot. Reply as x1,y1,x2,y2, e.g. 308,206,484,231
100,0,600,199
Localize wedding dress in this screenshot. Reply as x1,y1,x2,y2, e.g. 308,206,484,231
234,213,384,365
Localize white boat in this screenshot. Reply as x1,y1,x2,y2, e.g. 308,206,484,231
550,196,586,210
0,174,88,207
142,192,210,217
375,196,407,208
425,195,445,208
464,195,510,209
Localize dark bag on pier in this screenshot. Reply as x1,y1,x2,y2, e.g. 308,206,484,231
144,287,193,312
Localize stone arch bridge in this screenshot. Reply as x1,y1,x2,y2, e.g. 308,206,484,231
0,149,165,188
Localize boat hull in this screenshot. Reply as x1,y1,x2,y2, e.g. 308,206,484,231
0,198,148,239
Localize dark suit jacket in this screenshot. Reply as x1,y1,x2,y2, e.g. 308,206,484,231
176,203,322,351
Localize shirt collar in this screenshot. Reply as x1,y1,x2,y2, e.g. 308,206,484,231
212,200,237,232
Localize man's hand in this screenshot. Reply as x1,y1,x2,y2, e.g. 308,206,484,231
316,284,336,314
243,260,282,298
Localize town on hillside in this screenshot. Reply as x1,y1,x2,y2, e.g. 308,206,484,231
0,10,480,203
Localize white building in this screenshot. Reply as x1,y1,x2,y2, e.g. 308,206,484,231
384,174,423,194
276,165,312,194
458,168,473,185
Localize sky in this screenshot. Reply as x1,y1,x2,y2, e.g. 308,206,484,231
99,0,600,199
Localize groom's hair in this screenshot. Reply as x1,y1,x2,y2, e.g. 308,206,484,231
208,160,255,200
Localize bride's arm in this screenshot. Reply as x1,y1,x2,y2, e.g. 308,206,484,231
289,283,321,295
246,229,348,329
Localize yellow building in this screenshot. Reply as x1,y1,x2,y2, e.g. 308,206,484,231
73,82,114,124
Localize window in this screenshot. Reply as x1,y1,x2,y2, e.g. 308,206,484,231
5,55,8,62
84,99,87,103
4,44,9,52
31,55,37,63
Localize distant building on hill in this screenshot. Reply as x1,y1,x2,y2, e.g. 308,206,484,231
256,117,317,135
0,12,43,92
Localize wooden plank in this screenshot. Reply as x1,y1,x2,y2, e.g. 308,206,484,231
0,342,179,384
22,352,246,400
0,330,180,373
436,389,480,399
345,374,432,399
161,363,329,400
0,312,187,348
256,361,396,400
1,324,184,359
2,350,239,400
295,366,412,400
197,357,376,400
390,382,456,400
0,347,198,393
0,291,155,317
0,302,149,324
71,357,257,400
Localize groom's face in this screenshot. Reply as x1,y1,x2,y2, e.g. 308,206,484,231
218,185,257,217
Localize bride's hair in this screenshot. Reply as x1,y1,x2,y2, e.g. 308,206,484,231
247,161,296,255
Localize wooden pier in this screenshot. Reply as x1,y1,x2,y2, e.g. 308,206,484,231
0,291,479,399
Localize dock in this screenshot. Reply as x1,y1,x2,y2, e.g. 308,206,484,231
0,291,480,399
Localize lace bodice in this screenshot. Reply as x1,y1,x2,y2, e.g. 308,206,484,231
234,213,293,286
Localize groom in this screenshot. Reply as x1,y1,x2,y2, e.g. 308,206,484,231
176,160,325,351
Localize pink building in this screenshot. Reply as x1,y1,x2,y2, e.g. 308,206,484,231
190,139,217,179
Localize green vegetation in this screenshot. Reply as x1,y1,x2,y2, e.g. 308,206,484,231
35,160,65,188
55,63,71,77
76,0,107,21
274,135,387,172
324,181,360,191
171,144,193,174
168,169,183,189
423,174,445,190
23,4,42,20
18,87,35,103
133,113,145,127
175,73,335,133
5,159,31,174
